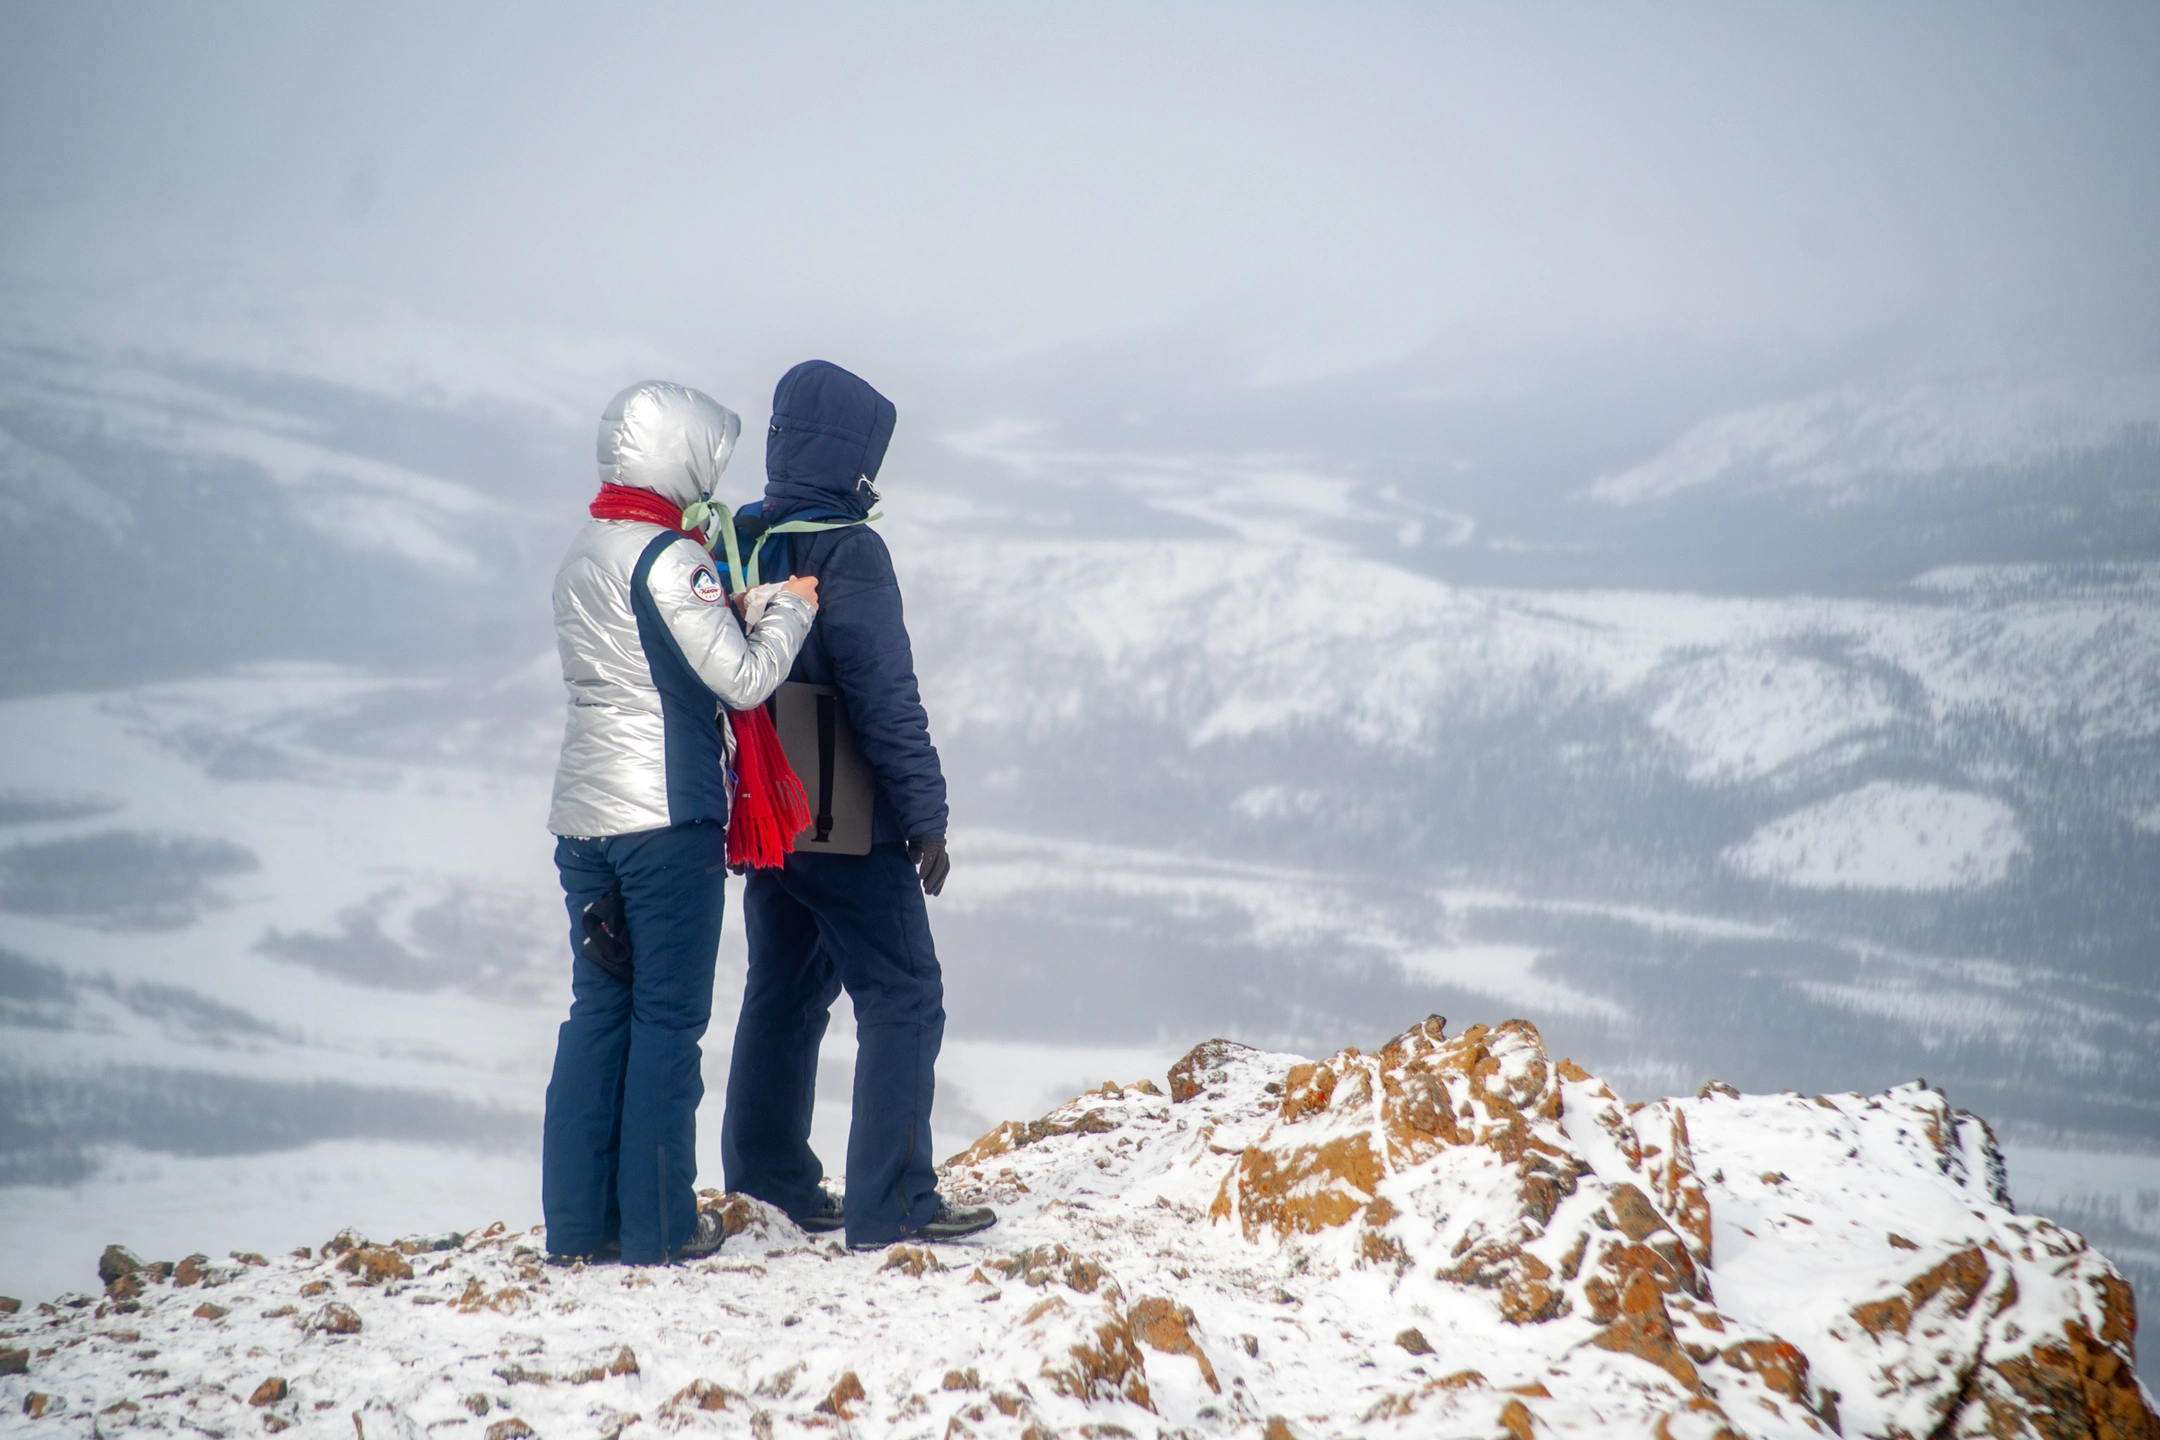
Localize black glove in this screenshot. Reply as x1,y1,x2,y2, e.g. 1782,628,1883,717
908,835,950,897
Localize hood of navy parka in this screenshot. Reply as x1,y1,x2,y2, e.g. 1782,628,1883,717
763,360,897,521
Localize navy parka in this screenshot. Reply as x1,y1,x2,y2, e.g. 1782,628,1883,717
748,360,948,846
723,360,951,1246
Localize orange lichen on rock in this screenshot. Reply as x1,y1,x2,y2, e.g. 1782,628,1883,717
1716,1338,1811,1406
1849,1245,1992,1337
1984,1316,2160,1440
1126,1296,1220,1393
1652,1397,1746,1440
1210,1016,1585,1259
992,1243,1113,1296
1600,1182,1708,1301
1360,1369,1494,1424
813,1372,867,1419
1587,1270,1700,1393
706,1192,775,1240
453,1277,530,1315
1638,1108,1713,1269
1189,1013,1883,1428
1441,1240,1568,1325
881,1245,946,1278
658,1378,746,1420
1907,1243,2160,1440
1554,1069,1713,1271
1831,1212,2160,1439
947,1107,1125,1167
1205,1014,1741,1355
1048,1314,1154,1411
334,1247,414,1287
1213,1132,1381,1236
1167,1039,1253,1103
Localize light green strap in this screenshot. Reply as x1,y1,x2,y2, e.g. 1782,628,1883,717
678,499,748,593
676,502,883,595
743,511,883,590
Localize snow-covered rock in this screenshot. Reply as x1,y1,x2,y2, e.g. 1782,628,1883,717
2,1016,2151,1439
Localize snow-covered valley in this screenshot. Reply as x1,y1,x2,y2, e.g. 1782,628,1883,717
2,327,2156,1334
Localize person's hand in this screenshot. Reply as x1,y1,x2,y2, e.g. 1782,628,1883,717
781,575,819,610
908,835,950,897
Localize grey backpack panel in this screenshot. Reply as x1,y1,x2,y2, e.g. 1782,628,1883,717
770,680,875,856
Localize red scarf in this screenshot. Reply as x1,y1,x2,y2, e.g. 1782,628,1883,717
726,701,813,871
590,481,705,540
587,482,812,869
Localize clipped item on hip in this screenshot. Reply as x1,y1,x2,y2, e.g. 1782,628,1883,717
580,883,633,986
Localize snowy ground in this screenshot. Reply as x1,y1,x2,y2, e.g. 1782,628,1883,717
2,1017,2147,1438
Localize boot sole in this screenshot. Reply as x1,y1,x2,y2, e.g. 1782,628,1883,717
913,1216,998,1242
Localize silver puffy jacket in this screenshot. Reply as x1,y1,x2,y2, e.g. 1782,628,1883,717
547,382,814,838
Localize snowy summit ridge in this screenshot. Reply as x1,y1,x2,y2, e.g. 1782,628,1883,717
4,1015,2153,1439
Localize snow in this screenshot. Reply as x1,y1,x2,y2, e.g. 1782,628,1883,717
1998,1143,2160,1287
1645,652,1903,786
1721,782,2026,892
0,1143,540,1315
0,682,1178,1310
1392,945,1624,1022
0,350,525,571
944,832,1625,1024
907,519,2160,787
1590,371,2160,505
2,1023,2146,1437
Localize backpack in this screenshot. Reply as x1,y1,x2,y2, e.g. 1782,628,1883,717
678,497,882,856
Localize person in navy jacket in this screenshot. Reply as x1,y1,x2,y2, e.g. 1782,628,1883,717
719,360,994,1248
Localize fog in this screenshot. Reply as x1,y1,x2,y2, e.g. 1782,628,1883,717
6,4,2157,378
1,3,2156,1309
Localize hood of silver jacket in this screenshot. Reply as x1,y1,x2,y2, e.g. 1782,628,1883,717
597,381,742,508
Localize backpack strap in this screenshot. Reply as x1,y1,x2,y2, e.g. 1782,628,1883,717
680,499,882,594
742,514,883,589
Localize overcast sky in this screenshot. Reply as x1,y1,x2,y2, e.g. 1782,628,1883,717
3,1,2155,399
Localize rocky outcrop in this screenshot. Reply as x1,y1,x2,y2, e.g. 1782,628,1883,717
940,1015,2155,1440
1,1015,2149,1439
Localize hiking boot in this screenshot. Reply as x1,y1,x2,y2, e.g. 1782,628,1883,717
546,1239,621,1266
913,1199,997,1242
793,1188,845,1234
667,1208,726,1262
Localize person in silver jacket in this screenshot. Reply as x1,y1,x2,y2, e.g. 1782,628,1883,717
542,380,817,1265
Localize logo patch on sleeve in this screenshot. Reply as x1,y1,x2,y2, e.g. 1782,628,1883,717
690,566,725,604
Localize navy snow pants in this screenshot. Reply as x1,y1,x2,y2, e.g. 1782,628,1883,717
542,820,727,1264
721,842,945,1248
